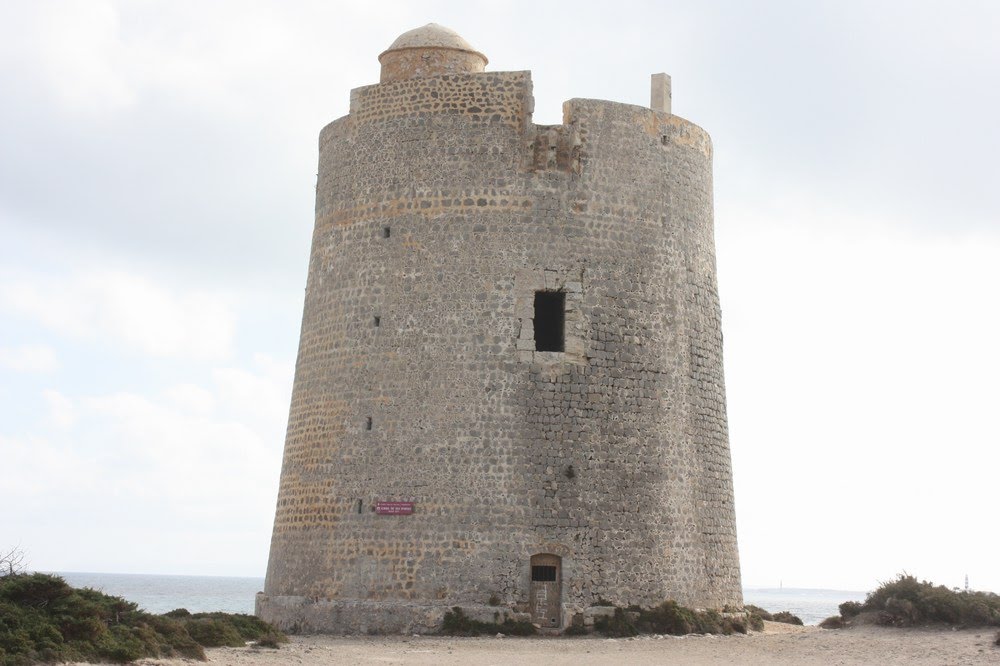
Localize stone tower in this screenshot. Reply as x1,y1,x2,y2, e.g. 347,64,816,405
258,23,741,633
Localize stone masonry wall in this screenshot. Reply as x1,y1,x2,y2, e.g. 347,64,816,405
259,67,741,633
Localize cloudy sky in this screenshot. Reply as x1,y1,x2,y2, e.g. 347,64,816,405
1,0,997,593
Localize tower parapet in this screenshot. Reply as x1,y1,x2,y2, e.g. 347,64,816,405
259,24,741,635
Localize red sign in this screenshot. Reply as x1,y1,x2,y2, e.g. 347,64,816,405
376,501,414,515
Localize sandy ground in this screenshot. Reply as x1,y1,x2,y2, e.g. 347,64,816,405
132,622,1000,666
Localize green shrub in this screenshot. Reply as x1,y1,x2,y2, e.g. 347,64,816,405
863,575,1000,627
440,607,477,635
742,605,800,626
593,608,636,637
562,623,588,636
819,615,845,629
633,601,697,635
187,612,276,641
838,601,863,619
725,616,750,634
830,575,1000,629
499,618,537,636
143,615,206,659
98,625,149,664
0,574,73,609
744,604,772,621
183,618,245,648
0,572,286,664
440,607,536,637
585,601,757,637
771,611,803,626
254,630,287,648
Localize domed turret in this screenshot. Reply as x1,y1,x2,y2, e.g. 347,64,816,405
378,23,488,82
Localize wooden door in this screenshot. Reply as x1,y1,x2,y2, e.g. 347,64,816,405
529,553,561,628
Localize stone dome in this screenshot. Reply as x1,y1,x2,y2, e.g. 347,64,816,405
379,23,487,64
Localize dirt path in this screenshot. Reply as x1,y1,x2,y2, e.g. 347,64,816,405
133,623,1000,666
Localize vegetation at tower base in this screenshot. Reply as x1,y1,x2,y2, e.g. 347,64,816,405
438,601,771,637
547,601,799,637
742,604,802,626
818,574,1000,630
589,601,755,637
439,607,536,636
0,573,286,665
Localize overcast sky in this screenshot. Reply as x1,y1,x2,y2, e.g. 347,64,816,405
1,0,997,593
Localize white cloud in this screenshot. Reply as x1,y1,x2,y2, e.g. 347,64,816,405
0,433,103,497
0,344,58,373
0,270,235,360
212,353,293,434
31,0,136,113
163,383,216,415
0,357,292,576
43,389,76,428
718,196,1000,591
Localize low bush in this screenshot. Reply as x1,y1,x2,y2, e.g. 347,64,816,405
743,605,801,628
590,601,749,637
771,611,804,626
839,601,863,619
0,573,286,665
633,601,693,635
440,607,536,636
828,575,1000,629
254,629,287,648
819,615,845,629
593,607,637,637
186,611,276,642
183,618,244,648
744,604,772,621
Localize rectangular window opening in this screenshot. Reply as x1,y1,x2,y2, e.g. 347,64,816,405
365,416,373,431
531,565,557,582
533,291,565,352
373,315,380,327
382,226,391,239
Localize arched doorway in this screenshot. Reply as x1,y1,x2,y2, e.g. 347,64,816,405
529,553,561,628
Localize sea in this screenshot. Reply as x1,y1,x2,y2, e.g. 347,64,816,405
54,572,865,626
743,587,866,625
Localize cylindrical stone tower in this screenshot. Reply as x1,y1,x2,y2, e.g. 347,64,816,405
258,23,741,634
